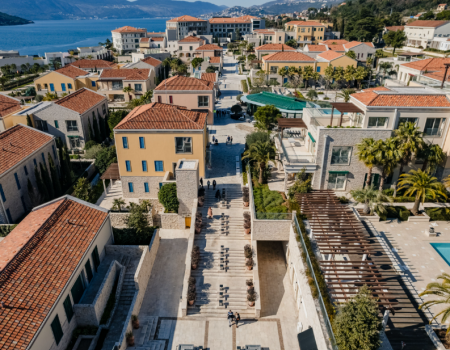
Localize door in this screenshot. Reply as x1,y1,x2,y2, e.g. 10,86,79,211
92,246,100,272
185,217,191,228
85,260,93,282
71,274,85,304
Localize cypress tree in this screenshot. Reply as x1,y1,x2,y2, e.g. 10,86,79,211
100,116,107,141
26,114,33,127
40,162,55,200
48,153,62,197
27,178,40,207
62,144,72,186
93,115,101,143
34,165,49,202
88,118,94,142
340,18,345,37
104,113,111,139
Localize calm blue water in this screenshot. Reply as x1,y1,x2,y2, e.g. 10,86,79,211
431,243,450,266
0,18,168,56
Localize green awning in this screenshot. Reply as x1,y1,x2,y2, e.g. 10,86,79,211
308,132,316,143
329,171,349,175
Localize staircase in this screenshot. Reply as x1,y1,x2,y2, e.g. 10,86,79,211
133,316,166,350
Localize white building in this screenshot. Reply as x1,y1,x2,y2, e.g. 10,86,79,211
77,46,111,60
404,20,450,48
111,26,147,54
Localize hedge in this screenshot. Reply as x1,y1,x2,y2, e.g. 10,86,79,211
241,80,248,93
247,77,253,89
113,227,156,245
425,208,450,221
377,206,410,221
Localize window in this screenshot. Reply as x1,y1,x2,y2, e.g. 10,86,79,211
175,137,192,153
54,120,59,129
71,274,85,304
68,83,73,89
35,120,48,132
69,136,81,149
158,96,162,103
122,137,128,149
33,159,37,167
135,84,142,92
368,117,388,128
144,182,149,193
0,184,6,202
41,152,45,164
112,81,123,90
189,46,193,51
327,172,347,190
270,66,278,73
317,67,321,72
14,173,21,190
154,161,164,172
85,260,93,282
198,96,209,107
24,165,28,176
128,182,134,193
52,145,57,159
139,137,145,149
398,117,417,127
125,160,131,172
424,118,446,136
50,315,64,345
63,296,74,322
66,120,78,132
92,246,100,272
142,160,148,172
61,83,66,92
50,83,55,92
6,209,12,223
179,46,182,50
331,146,352,164
169,96,173,104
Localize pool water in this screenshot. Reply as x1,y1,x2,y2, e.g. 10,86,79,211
431,243,450,266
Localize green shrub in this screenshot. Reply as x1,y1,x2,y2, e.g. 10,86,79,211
84,144,103,160
317,91,324,94
241,80,248,93
253,183,287,219
243,172,248,185
158,183,179,212
245,131,270,149
94,146,117,174
84,140,98,150
338,196,349,204
247,77,253,89
382,188,394,196
425,208,450,221
113,227,156,245
0,225,17,237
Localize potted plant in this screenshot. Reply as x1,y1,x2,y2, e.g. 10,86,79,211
243,212,250,221
188,290,196,306
189,277,196,290
191,246,200,270
126,332,135,346
131,315,139,329
195,221,202,234
247,292,256,307
244,221,251,234
246,279,253,291
243,192,249,207
244,244,252,260
246,258,254,270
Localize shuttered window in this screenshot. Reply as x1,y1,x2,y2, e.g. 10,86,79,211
50,315,64,345
71,275,85,304
63,295,74,322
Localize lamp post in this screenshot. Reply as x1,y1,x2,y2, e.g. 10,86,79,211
440,63,450,89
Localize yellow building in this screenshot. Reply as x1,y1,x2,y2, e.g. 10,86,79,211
114,102,208,198
34,65,99,96
315,51,358,72
0,94,29,131
285,21,327,47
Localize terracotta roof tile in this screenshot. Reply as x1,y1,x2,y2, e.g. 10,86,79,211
306,44,327,52
99,68,150,80
141,56,162,67
168,15,205,22
196,44,222,51
361,86,391,92
179,36,204,43
352,92,450,107
112,26,146,33
54,65,87,79
0,94,21,118
209,57,220,64
344,41,374,49
385,26,405,31
255,44,295,51
140,38,150,42
321,39,349,45
286,20,326,26
316,50,344,61
402,57,450,71
0,197,108,350
201,72,217,83
406,20,449,28
262,51,315,62
327,44,345,51
149,37,164,41
70,59,116,69
209,16,255,23
0,125,53,175
55,88,106,114
155,75,214,91
115,102,207,130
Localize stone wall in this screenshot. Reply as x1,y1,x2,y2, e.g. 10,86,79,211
252,239,261,318
121,176,164,198
110,212,153,228
175,160,199,215
160,213,183,229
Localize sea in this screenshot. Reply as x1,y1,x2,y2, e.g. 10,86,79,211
0,18,168,56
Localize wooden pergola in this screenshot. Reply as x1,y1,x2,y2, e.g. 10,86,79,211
329,102,363,127
295,190,396,309
277,118,308,134
100,163,120,194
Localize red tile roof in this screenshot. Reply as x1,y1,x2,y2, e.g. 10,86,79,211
201,72,217,83
155,75,214,91
326,44,345,52
55,88,106,114
352,92,450,107
209,15,256,23
0,124,53,175
179,36,204,43
149,37,164,42
255,44,296,51
196,44,222,51
112,26,146,33
167,15,205,22
402,57,450,71
317,50,344,61
385,26,405,31
286,20,326,26
70,59,116,69
140,38,150,42
54,65,87,79
0,94,21,118
406,20,449,27
321,39,349,45
306,44,327,52
209,57,221,64
99,68,151,80
262,51,315,62
142,56,162,67
115,102,207,130
361,86,391,92
0,197,108,350
344,41,374,49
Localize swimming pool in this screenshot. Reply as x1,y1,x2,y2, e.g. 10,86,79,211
431,243,450,266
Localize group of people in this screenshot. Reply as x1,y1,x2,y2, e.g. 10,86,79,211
200,178,217,190
227,310,241,327
216,109,229,118
226,136,233,144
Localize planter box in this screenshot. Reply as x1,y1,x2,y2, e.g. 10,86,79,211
354,208,380,222
408,211,430,222
425,325,446,350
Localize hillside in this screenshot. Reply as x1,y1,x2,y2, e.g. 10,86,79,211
1,0,226,20
0,11,33,26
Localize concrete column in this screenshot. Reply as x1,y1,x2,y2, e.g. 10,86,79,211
382,310,390,332
103,179,107,194
175,159,200,215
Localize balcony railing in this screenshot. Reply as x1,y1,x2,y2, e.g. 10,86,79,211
277,133,315,164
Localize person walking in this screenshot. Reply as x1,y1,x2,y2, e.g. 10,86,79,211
230,136,233,144
207,180,210,189
200,177,203,188
227,310,234,327
215,189,221,202
212,135,215,142
207,207,213,219
213,180,216,190
235,312,241,328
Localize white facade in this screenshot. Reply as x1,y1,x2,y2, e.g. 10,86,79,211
78,46,111,60
112,29,147,54
405,22,450,48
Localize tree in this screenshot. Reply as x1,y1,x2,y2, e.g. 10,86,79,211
379,62,392,83
306,89,318,100
333,66,345,86
73,177,91,202
123,86,134,101
176,63,188,76
99,116,107,140
311,71,320,90
254,105,282,132
252,70,265,88
374,138,401,191
95,146,117,174
419,11,435,20
445,175,450,189
112,198,126,212
285,39,297,48
247,54,257,62
351,187,392,215
61,143,72,186
345,50,356,59
344,65,356,87
93,114,101,143
158,183,179,212
27,177,41,207
356,138,377,188
354,66,366,89
48,153,61,197
88,118,94,142
245,131,271,148
324,64,334,96
436,10,450,20
40,162,54,200
191,57,204,70
126,202,149,232
206,65,217,73
279,67,289,84
242,141,276,184
383,30,407,54
235,28,241,40
107,109,128,138
398,170,447,215
334,285,382,350
303,66,313,88
337,88,355,102
418,144,446,173
34,165,49,202
26,114,33,127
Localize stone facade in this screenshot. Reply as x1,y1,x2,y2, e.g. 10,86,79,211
121,176,163,198
110,211,154,228
175,159,199,215
312,128,393,192
160,213,184,229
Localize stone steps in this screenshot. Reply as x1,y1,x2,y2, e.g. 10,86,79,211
191,270,253,277
136,316,158,345
134,340,166,350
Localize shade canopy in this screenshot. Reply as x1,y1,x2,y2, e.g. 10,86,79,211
100,163,120,180
278,117,308,131
329,102,363,114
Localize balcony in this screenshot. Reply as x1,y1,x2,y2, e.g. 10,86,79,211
275,133,317,173
303,107,364,132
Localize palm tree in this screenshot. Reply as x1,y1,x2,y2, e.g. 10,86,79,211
419,273,450,335
398,169,448,215
350,187,392,215
418,143,445,173
324,64,334,97
123,86,134,101
10,64,17,73
287,66,298,86
87,55,93,60
242,141,276,184
354,66,366,90
311,71,321,90
356,138,377,188
333,66,344,86
344,65,356,88
337,88,355,102
306,89,318,100
279,67,288,84
379,62,392,83
303,66,313,89
112,198,126,212
444,175,450,189
374,138,401,191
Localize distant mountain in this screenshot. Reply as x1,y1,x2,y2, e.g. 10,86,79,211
1,0,227,20
0,11,33,26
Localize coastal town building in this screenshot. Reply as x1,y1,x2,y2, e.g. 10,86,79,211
0,124,59,223
123,56,164,80
314,39,376,62
284,21,327,47
139,36,167,54
166,15,209,40
69,59,116,73
404,20,450,48
194,44,223,60
77,46,112,60
112,26,147,54
244,29,294,47
176,35,206,62
254,43,296,59
0,94,27,132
